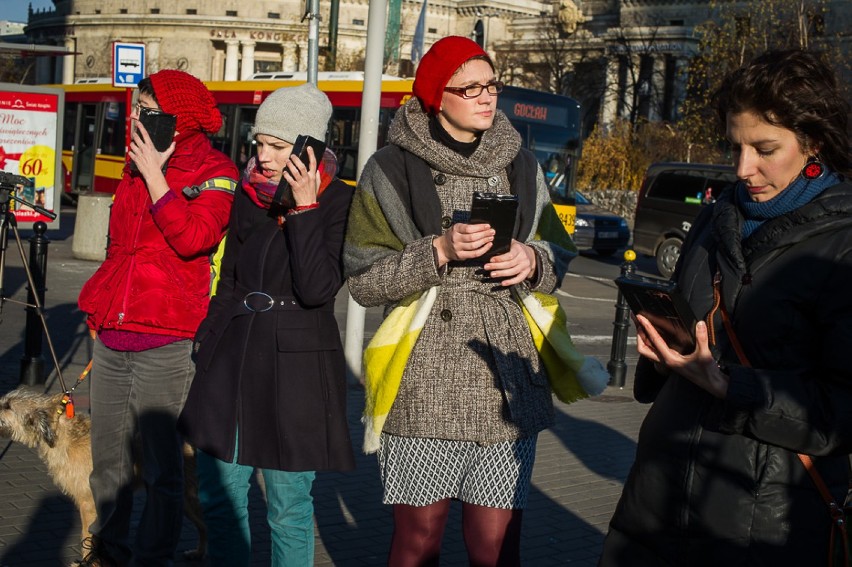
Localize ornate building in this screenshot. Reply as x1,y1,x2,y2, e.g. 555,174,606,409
22,0,852,130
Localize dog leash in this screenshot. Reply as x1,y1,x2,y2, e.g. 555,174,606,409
58,359,93,419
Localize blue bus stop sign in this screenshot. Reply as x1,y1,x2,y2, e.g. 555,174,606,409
112,42,145,88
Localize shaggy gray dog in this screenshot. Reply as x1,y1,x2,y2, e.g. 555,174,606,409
0,387,206,561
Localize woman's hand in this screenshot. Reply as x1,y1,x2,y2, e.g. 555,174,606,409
634,314,729,398
282,146,321,207
433,223,495,266
128,120,176,203
486,240,537,286
129,120,175,180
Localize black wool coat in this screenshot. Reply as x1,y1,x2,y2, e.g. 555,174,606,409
179,177,356,472
600,181,852,566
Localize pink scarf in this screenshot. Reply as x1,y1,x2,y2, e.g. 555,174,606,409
240,152,338,210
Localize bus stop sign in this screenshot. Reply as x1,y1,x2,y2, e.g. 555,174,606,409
112,42,145,88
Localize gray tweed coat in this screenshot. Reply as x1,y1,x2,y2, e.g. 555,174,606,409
345,98,574,444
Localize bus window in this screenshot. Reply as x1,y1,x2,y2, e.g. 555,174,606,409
330,107,360,182
74,104,99,192
100,102,126,156
514,121,579,235
497,86,581,235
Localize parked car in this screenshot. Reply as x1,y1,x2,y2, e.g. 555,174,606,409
633,162,737,278
573,191,631,257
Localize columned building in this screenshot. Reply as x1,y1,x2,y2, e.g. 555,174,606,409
22,0,852,131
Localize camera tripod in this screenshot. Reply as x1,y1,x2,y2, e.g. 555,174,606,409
0,171,65,389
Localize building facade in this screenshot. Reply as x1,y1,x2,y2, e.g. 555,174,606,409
22,0,852,130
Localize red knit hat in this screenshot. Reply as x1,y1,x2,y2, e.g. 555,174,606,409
149,70,222,134
413,36,491,116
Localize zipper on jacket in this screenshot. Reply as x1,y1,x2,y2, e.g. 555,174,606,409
118,202,147,326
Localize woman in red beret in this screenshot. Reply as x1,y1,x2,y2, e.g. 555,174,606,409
344,36,600,566
77,69,238,566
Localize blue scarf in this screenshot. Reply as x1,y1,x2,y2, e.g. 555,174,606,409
738,168,841,239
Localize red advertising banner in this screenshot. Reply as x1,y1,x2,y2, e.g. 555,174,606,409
0,84,64,228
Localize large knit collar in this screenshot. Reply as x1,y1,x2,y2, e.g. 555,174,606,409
711,180,852,270
389,96,521,177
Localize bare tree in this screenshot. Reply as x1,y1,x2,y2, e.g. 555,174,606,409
534,12,574,94
680,0,842,150
0,54,34,84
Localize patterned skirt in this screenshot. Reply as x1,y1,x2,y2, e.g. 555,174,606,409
377,432,538,509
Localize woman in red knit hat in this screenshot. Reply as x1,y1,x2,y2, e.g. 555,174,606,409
344,36,595,566
77,69,238,566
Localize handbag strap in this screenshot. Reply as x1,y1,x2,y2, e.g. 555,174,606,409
706,271,751,366
709,271,848,567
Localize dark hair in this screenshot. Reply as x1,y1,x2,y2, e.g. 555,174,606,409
715,50,851,176
136,77,159,104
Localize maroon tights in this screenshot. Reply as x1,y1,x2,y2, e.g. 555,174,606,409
388,500,523,567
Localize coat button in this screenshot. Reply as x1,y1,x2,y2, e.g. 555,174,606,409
440,309,452,321
434,173,447,185
441,216,452,229
487,176,499,187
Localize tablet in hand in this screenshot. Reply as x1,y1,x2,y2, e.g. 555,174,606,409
614,273,698,354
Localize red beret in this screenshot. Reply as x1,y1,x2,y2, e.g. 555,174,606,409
413,36,492,116
149,70,222,134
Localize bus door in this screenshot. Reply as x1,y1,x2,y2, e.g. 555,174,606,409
70,103,99,192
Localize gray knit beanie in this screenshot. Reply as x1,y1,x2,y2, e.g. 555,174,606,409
250,83,332,143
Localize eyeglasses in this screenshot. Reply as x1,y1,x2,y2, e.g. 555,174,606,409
443,80,504,99
134,102,158,113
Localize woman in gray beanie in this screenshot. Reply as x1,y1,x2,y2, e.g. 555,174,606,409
178,82,355,566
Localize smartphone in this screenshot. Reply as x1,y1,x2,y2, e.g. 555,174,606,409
272,134,327,208
130,108,177,171
470,191,519,257
614,273,698,354
138,107,177,152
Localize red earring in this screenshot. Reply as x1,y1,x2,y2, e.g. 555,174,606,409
802,156,825,180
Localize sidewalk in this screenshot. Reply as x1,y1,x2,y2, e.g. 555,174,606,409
0,208,649,566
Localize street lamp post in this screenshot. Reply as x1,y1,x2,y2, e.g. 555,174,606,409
475,11,499,52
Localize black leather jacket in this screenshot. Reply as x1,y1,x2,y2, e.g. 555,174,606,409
601,181,852,566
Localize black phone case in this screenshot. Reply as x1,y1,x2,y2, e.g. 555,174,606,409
272,134,327,208
470,192,519,257
614,273,698,354
138,108,177,152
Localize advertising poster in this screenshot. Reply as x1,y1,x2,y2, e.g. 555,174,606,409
0,84,64,229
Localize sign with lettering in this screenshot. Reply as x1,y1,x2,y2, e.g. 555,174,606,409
496,86,580,134
112,42,146,88
0,84,64,228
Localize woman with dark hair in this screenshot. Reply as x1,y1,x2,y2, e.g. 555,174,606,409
599,49,852,566
344,36,607,566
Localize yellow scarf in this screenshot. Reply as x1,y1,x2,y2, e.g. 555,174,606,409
360,285,608,453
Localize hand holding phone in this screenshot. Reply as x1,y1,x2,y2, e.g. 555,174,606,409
469,191,519,258
138,108,177,151
131,108,177,171
272,134,327,209
614,273,698,354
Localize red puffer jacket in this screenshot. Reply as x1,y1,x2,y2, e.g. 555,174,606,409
78,131,238,338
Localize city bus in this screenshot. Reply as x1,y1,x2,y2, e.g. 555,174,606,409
497,86,581,234
55,77,581,234
55,73,412,196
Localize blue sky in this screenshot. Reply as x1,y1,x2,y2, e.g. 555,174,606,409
0,0,54,23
